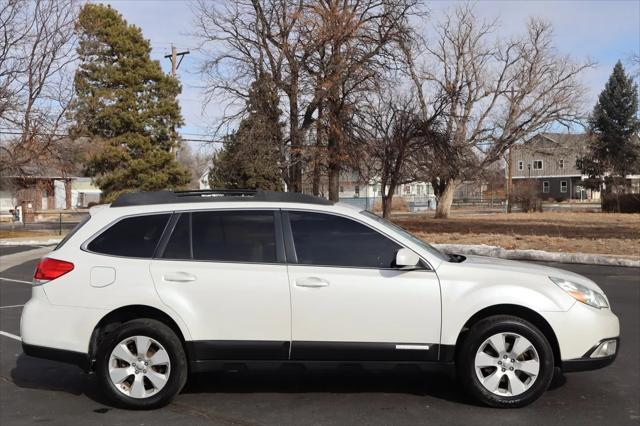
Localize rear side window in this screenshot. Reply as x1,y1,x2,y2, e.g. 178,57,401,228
162,210,277,263
288,211,401,268
87,214,170,258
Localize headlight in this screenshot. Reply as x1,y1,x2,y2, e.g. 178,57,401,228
549,276,609,309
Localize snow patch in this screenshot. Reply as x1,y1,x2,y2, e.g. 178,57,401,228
0,238,62,246
434,244,640,268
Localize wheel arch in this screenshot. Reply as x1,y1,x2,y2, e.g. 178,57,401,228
88,305,189,369
454,304,562,366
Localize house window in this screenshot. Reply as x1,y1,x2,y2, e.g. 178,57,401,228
542,181,550,193
417,185,424,195
558,159,564,169
560,181,568,193
339,186,344,193
533,160,543,170
518,161,524,171
354,185,360,198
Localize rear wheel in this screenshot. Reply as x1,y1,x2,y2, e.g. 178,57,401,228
96,319,187,409
457,315,554,408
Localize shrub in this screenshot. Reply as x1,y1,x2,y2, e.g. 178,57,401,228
601,193,640,213
512,180,543,212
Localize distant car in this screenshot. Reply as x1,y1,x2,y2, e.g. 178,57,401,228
20,190,619,409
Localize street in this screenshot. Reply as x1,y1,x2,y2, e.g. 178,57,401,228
0,247,638,426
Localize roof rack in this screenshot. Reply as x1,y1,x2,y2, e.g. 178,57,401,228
110,189,333,207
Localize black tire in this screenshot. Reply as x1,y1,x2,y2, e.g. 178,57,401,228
96,318,188,409
456,315,554,408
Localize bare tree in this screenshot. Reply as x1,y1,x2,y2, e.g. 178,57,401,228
177,142,211,189
193,0,419,198
0,0,78,176
354,92,445,218
409,5,593,218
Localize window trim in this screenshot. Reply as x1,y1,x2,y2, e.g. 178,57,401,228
560,180,568,193
283,209,433,271
81,211,173,259
542,181,550,193
533,160,543,170
518,161,524,171
558,159,565,169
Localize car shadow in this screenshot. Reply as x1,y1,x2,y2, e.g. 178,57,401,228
11,354,569,408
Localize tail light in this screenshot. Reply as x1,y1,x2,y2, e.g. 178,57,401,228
33,257,74,284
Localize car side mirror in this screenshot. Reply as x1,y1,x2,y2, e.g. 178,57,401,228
395,248,421,269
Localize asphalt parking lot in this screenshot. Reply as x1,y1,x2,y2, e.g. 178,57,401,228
0,247,638,426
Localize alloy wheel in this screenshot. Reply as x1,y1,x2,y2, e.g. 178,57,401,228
474,332,540,397
108,335,171,399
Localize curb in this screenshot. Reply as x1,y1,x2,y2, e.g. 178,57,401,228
0,238,62,246
434,244,640,268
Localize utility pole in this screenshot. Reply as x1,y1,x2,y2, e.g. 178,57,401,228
164,44,190,77
164,44,190,158
507,147,513,213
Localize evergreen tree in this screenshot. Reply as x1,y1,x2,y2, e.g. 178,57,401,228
71,4,190,202
208,74,284,190
579,61,640,193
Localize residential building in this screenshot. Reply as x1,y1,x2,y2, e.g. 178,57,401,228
511,133,597,200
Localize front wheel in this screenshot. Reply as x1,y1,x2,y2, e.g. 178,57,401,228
457,315,554,408
96,318,188,409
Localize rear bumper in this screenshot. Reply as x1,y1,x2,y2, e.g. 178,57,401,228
22,343,90,371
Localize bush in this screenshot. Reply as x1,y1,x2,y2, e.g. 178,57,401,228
373,197,408,213
601,193,640,213
512,180,542,212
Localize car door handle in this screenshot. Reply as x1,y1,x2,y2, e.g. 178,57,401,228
295,277,330,288
163,272,197,283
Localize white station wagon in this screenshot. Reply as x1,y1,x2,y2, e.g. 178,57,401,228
21,190,619,409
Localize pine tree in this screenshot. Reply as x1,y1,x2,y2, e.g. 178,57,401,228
208,74,284,190
579,61,640,193
71,4,190,202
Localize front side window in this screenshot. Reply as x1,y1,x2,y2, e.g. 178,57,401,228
559,159,565,169
533,160,543,170
542,181,550,193
560,181,568,193
87,214,170,258
288,211,401,268
163,210,277,263
518,161,524,171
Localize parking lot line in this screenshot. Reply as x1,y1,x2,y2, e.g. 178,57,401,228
0,330,21,341
0,277,32,285
0,304,24,309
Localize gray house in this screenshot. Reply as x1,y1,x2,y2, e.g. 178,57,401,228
511,133,596,200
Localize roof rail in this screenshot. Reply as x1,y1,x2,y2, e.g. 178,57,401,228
110,189,333,207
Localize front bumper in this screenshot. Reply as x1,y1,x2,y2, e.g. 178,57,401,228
562,337,619,372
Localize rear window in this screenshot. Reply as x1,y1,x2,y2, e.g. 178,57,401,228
87,214,170,258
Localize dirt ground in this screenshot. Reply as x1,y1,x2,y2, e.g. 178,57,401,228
392,212,640,258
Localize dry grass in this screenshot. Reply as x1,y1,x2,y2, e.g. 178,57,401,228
392,212,640,258
0,230,63,239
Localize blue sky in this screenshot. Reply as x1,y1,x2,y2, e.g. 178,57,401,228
104,0,640,148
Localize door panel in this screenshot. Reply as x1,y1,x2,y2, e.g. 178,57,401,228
150,209,291,359
288,265,441,361
150,260,291,344
285,210,442,361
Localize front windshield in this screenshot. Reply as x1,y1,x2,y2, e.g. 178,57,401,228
360,211,449,262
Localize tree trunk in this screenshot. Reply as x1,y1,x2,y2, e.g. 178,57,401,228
434,178,458,219
312,102,323,196
288,79,302,193
327,97,341,202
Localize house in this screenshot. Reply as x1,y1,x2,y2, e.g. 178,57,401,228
0,169,101,215
511,133,598,200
